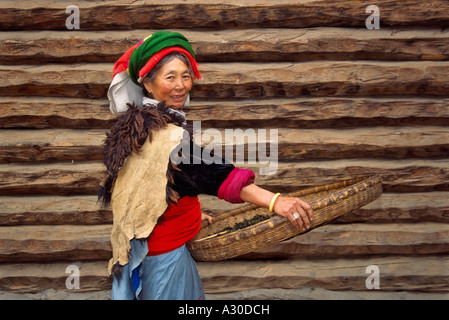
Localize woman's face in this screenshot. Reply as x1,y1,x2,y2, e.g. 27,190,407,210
143,57,193,109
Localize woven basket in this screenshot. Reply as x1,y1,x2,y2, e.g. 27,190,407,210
187,175,382,261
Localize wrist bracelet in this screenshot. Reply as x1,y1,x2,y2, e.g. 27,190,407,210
269,193,281,212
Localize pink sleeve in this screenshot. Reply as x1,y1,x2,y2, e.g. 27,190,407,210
217,168,255,203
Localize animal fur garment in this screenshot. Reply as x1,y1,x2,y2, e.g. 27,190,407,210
98,102,185,274
98,101,185,208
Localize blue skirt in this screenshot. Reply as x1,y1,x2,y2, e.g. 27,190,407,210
111,244,205,300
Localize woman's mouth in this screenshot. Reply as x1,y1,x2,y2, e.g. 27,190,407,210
170,94,186,102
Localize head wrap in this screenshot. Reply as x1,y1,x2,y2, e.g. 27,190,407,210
107,31,201,114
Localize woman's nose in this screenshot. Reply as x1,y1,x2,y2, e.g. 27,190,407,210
174,76,185,90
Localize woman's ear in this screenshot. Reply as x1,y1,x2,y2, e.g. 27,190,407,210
143,81,153,97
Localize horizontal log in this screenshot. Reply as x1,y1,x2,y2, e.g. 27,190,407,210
198,255,449,293
250,159,449,193
185,98,449,129
240,222,449,259
0,287,446,300
0,129,105,163
2,192,448,226
0,196,111,226
1,159,448,196
0,222,447,263
195,61,449,99
2,97,449,129
0,162,105,196
195,126,449,161
0,64,108,99
0,97,113,129
328,192,449,224
2,28,449,65
0,261,109,293
0,289,111,300
1,126,448,163
2,61,449,99
0,225,112,262
0,256,447,294
207,286,448,300
1,0,448,31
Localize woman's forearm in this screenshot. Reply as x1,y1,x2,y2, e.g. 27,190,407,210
239,183,275,209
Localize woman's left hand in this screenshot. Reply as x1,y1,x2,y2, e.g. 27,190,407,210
272,196,314,231
201,212,213,225
239,183,314,230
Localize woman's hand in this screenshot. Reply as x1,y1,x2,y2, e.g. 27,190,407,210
239,183,314,230
201,212,213,225
272,196,314,231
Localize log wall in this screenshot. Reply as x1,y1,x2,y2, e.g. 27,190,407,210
0,0,448,299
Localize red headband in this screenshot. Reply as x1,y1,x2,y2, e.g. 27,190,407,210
138,47,201,82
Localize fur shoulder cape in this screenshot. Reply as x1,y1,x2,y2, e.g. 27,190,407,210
98,102,184,274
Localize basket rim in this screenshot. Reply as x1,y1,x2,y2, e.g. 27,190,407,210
191,175,382,246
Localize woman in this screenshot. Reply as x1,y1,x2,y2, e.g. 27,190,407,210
99,31,313,300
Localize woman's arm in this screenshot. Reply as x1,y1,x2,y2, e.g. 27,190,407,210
239,184,314,231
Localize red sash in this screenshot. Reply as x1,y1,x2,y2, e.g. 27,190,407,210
147,196,201,256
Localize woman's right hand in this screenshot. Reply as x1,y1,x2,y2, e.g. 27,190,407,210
272,196,314,231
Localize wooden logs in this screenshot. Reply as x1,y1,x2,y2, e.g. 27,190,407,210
2,97,449,129
1,159,448,195
2,191,448,227
0,256,447,295
0,162,105,196
0,223,447,263
1,0,448,299
0,196,112,226
1,126,448,163
0,225,112,263
2,61,449,99
2,28,449,65
198,256,449,294
1,0,449,31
